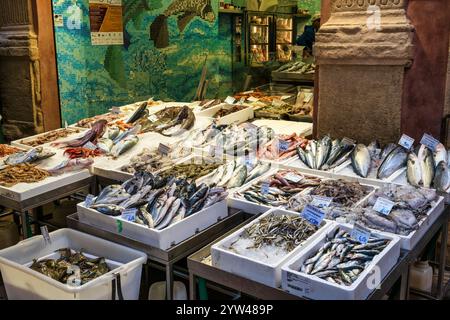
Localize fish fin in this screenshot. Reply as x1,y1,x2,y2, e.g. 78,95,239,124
150,15,169,48
177,12,196,33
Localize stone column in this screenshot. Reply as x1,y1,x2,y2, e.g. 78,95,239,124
314,0,414,145
0,0,43,141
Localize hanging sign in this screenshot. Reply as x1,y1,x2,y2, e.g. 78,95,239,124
89,0,124,45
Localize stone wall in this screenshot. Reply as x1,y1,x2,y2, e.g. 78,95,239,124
0,0,43,141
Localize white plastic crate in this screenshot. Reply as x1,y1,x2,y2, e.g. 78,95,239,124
211,208,334,288
281,223,401,300
0,228,147,300
77,199,228,250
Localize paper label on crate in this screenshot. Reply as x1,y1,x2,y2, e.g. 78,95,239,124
303,92,313,103
373,197,395,215
237,97,246,105
83,141,97,150
224,96,236,104
116,219,123,233
278,140,290,152
260,182,270,195
40,226,51,244
158,143,171,156
310,196,333,209
111,106,121,114
398,134,414,150
85,194,95,207
121,208,137,222
286,273,312,296
242,90,254,95
148,114,158,123
420,133,439,151
247,96,259,102
351,223,371,244
284,172,303,183
301,204,325,226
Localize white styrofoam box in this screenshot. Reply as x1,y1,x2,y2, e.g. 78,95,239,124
196,104,254,126
250,119,312,137
333,159,406,188
355,189,445,250
281,223,401,300
282,158,337,178
0,228,147,300
211,208,334,288
77,199,228,250
11,127,88,149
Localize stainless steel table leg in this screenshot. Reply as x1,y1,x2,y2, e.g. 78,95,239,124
20,211,29,239
90,176,99,195
437,222,448,299
189,273,196,300
400,268,409,300
166,263,174,300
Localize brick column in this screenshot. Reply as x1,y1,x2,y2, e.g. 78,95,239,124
0,0,44,141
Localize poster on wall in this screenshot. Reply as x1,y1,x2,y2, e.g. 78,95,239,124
89,0,124,45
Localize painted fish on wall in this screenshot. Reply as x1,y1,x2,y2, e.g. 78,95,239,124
150,0,216,48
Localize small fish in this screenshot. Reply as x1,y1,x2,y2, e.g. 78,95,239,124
407,152,423,187
434,160,450,192
47,158,93,175
97,137,114,154
111,135,139,158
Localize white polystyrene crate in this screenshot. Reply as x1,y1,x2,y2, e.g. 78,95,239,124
77,199,228,250
0,228,146,300
11,127,87,149
196,104,254,126
354,190,445,250
281,223,401,300
211,208,334,288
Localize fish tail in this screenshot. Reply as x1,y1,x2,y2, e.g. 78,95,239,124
150,15,169,48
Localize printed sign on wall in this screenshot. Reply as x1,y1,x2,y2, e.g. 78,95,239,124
89,0,124,45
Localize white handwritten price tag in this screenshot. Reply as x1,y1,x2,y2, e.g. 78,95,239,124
284,172,303,183
85,194,95,207
148,114,158,122
224,96,236,104
242,90,254,95
64,121,68,129
83,141,97,150
158,143,171,155
286,272,312,296
121,208,137,222
398,134,414,150
111,106,121,114
373,197,395,215
278,140,290,152
420,133,440,151
40,226,51,244
310,196,333,209
237,97,246,105
351,223,371,244
301,204,325,226
260,182,270,195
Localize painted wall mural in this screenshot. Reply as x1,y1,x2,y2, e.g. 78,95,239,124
53,0,230,125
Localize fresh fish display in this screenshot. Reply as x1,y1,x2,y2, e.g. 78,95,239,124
63,147,102,159
377,146,407,179
0,163,50,187
235,170,322,207
76,113,123,128
89,172,227,230
310,179,370,207
126,101,148,124
3,147,55,167
30,248,110,285
184,123,227,148
433,143,447,166
351,144,371,178
213,105,248,118
120,147,178,174
137,106,195,136
157,161,220,181
323,185,438,236
111,135,139,159
433,161,450,192
298,137,355,171
275,61,315,74
406,152,423,187
299,228,390,286
47,158,94,175
0,144,20,158
19,128,82,147
52,120,107,148
258,133,308,161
